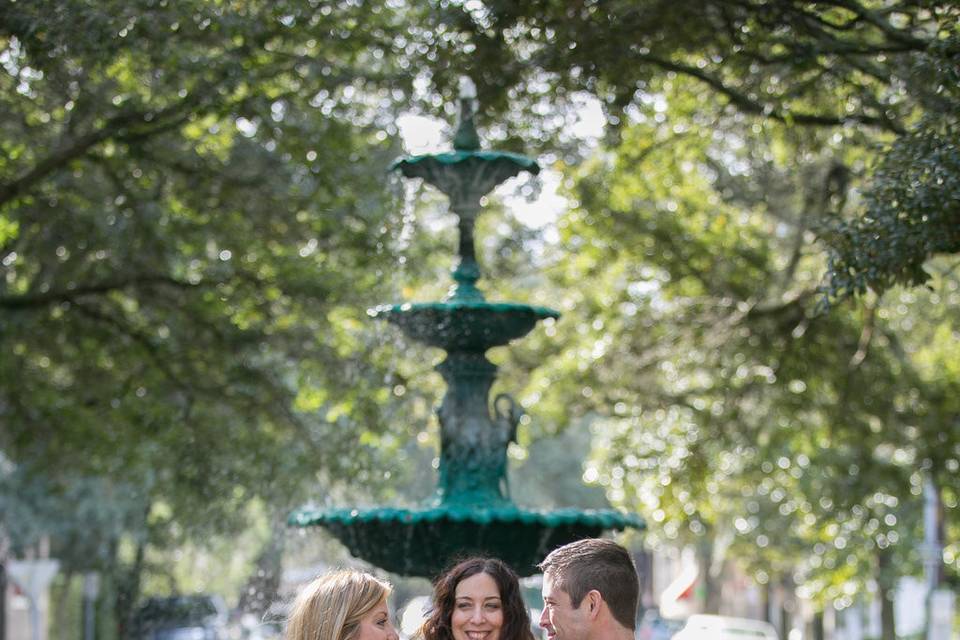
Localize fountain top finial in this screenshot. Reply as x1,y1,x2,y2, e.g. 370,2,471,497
453,76,481,152
458,76,477,99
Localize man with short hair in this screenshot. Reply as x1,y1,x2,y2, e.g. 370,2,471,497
538,538,639,640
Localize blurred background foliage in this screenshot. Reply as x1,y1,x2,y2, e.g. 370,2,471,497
1,1,958,638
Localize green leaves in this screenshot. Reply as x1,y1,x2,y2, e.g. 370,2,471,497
520,68,952,606
823,113,960,297
820,34,960,298
0,0,422,588
2,0,959,620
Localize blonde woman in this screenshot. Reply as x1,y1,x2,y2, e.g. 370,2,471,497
286,570,399,640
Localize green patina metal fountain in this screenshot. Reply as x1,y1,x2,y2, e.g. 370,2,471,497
289,79,642,577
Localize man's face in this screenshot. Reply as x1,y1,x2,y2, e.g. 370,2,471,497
539,572,591,640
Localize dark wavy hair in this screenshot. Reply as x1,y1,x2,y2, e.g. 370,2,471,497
420,558,534,640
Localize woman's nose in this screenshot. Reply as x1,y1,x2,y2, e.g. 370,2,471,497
387,622,399,640
470,606,485,622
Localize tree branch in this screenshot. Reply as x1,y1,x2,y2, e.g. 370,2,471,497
848,296,877,369
821,0,932,48
0,98,200,209
635,53,906,134
70,299,190,393
0,275,201,310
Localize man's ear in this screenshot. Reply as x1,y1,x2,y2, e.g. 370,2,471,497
584,590,603,620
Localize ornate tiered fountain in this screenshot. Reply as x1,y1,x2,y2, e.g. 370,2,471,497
289,80,642,577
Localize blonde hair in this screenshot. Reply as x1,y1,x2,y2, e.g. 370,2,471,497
286,570,392,640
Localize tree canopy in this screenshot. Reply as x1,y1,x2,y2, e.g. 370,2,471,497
1,1,959,637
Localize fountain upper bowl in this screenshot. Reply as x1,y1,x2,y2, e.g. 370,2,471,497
369,300,559,351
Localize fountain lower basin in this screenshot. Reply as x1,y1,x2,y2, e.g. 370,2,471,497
288,504,644,577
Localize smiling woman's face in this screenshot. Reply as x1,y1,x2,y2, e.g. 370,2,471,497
451,572,504,640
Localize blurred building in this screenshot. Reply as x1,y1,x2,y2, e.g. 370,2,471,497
3,536,59,640
641,543,940,640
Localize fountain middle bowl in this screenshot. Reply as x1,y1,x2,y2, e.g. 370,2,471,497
369,300,560,351
288,504,644,578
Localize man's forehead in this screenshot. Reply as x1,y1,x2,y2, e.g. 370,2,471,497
541,572,566,598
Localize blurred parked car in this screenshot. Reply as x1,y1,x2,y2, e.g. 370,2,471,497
672,614,778,640
636,609,683,640
133,594,228,640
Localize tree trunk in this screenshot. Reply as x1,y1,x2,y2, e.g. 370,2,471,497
876,548,896,640
878,590,895,640
696,539,720,613
779,575,795,640
51,572,73,640
115,535,147,640
704,560,724,614
634,550,654,611
96,568,117,640
763,582,772,623
780,604,790,640
812,609,824,640
0,561,6,640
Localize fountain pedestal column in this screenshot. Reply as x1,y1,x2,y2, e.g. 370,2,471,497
435,352,518,507
450,208,483,301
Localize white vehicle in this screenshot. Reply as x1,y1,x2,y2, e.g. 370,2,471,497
672,614,778,640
